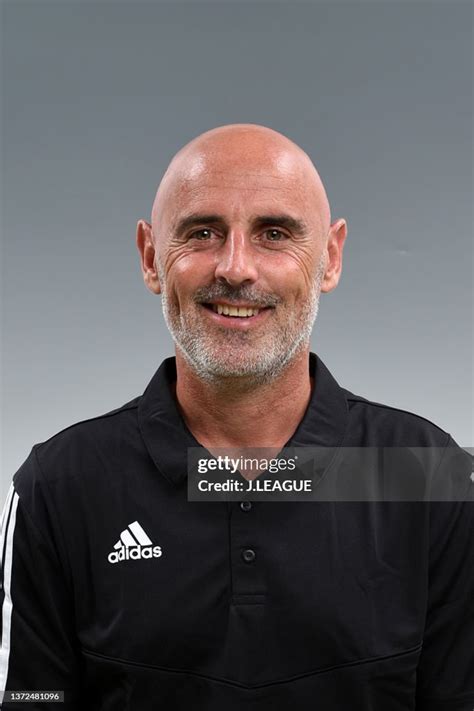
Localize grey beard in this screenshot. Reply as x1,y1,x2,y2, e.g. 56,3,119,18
157,256,325,384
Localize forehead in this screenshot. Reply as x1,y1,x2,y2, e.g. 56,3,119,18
158,150,318,229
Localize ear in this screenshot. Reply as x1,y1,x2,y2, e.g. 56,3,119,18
320,218,347,294
135,219,161,295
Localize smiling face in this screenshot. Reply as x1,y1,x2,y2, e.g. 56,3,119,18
137,125,347,383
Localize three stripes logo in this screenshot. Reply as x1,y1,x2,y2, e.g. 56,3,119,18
107,520,162,564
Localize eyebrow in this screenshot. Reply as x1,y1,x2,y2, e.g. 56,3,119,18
173,213,309,237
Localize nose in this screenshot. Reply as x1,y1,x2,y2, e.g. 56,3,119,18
214,229,259,287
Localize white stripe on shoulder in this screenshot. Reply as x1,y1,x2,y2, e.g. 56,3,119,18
0,486,20,693
0,484,15,567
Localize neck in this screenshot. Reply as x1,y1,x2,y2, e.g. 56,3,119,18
173,348,313,451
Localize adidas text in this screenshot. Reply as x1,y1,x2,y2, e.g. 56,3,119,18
108,545,162,564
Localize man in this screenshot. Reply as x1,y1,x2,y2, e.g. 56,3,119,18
1,124,472,710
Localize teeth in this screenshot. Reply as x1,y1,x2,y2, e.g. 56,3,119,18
212,304,260,317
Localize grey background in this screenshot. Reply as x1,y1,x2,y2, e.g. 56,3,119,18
1,0,472,502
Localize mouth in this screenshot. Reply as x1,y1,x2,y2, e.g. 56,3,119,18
199,301,274,327
202,302,266,318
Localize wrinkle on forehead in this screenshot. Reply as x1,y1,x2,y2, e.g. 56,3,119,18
151,124,331,237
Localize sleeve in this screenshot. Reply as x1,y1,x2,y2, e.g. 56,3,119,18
415,436,474,710
0,447,82,710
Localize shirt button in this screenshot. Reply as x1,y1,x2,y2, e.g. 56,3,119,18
241,548,256,563
240,501,252,512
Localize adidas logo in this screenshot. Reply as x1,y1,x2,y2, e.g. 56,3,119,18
107,520,162,564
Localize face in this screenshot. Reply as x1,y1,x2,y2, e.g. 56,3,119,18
139,132,345,383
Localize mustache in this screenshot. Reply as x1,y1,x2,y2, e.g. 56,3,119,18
193,284,281,309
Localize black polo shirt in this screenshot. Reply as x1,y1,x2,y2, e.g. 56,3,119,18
1,352,473,710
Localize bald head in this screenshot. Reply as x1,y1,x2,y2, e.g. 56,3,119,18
151,123,331,238
136,122,347,383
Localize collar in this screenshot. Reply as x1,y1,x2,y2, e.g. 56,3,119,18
137,352,349,487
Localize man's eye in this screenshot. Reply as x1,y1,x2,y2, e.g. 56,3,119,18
191,229,213,240
263,229,287,242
